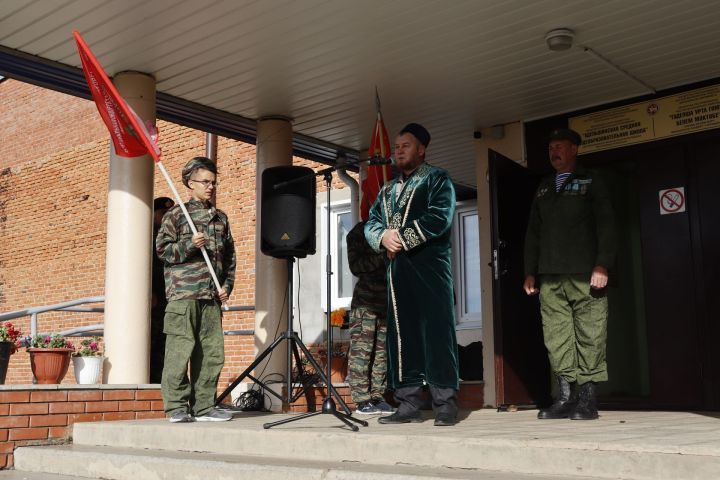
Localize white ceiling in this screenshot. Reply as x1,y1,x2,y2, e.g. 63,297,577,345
2,0,720,187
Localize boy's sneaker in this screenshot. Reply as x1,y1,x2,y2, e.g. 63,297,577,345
168,411,195,423
195,407,233,422
371,398,396,414
355,401,381,415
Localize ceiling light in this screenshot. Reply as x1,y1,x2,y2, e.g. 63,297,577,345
545,28,575,51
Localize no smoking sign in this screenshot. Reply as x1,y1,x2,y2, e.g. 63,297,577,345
659,187,686,215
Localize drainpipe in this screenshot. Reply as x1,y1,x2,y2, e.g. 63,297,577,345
205,132,218,162
337,155,359,224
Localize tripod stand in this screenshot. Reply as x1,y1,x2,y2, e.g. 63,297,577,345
215,258,320,408
262,167,368,431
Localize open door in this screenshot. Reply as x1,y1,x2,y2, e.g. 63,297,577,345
488,149,550,407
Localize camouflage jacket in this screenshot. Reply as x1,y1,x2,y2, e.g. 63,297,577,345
156,198,236,302
346,221,387,312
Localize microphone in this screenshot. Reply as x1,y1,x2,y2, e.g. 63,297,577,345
366,156,395,165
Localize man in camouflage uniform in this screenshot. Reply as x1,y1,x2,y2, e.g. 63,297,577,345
346,220,393,415
524,128,616,421
156,157,236,423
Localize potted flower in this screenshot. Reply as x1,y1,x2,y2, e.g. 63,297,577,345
27,334,74,384
0,322,23,384
317,342,349,384
72,337,103,384
330,307,349,329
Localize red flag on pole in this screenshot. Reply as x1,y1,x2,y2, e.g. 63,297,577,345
361,90,393,221
73,31,161,162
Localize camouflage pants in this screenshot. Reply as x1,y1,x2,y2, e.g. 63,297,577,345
161,299,224,417
539,274,608,385
347,307,387,404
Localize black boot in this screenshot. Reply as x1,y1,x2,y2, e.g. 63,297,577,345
537,376,576,419
570,382,598,420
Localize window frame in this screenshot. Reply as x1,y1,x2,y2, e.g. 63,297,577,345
452,201,482,331
320,199,354,311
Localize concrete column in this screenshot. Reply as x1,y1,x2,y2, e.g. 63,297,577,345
254,117,293,388
103,72,156,384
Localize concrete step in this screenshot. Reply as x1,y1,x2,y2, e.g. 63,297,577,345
12,444,588,480
0,472,87,480
12,410,720,480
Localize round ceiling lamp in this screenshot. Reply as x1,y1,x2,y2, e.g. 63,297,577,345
545,28,575,51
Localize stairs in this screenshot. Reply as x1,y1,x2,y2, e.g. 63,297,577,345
8,410,720,480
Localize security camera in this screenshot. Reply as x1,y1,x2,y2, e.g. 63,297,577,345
473,131,482,139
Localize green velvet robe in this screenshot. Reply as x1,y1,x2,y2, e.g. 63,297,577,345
364,163,459,390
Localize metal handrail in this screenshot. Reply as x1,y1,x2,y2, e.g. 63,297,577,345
0,297,255,339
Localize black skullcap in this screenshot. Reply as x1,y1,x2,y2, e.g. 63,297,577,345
548,128,582,146
181,156,217,187
399,123,431,147
153,197,174,210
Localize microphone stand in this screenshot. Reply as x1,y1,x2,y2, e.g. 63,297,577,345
263,157,370,431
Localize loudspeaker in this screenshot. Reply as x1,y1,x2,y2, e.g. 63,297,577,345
261,166,316,258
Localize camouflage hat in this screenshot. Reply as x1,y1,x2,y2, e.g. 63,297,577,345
181,156,217,187
548,128,582,145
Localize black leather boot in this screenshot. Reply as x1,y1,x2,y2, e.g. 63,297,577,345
537,375,576,419
570,382,598,420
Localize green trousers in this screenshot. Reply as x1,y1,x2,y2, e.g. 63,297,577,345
347,307,387,404
539,274,608,385
161,299,224,416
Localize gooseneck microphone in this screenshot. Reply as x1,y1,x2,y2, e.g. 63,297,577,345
366,156,395,165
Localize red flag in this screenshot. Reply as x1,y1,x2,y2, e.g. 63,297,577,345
361,94,393,221
73,31,161,162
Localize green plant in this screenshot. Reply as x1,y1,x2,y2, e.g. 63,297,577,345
73,337,101,357
30,334,74,350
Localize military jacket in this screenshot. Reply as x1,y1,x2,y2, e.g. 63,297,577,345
156,198,236,301
524,166,616,276
346,221,387,312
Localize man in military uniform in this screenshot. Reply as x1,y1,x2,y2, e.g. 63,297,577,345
156,157,236,423
346,220,393,415
523,128,616,420
150,196,174,384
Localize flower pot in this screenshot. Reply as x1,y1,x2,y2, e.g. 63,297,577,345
28,348,72,384
0,341,13,384
327,356,348,384
72,356,103,384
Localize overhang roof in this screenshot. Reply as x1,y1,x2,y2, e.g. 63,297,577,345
2,0,720,187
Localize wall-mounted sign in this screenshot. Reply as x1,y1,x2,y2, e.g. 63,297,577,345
659,187,686,215
570,85,720,154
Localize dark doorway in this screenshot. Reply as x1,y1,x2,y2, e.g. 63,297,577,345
584,139,720,410
488,149,551,407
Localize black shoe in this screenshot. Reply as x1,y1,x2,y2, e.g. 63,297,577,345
434,412,457,426
538,375,577,419
377,411,423,424
570,382,599,420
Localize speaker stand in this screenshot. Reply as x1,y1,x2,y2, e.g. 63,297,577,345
262,169,367,431
216,259,323,409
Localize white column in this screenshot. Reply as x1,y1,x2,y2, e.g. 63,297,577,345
103,72,156,384
253,117,293,391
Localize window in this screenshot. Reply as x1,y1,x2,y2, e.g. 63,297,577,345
453,202,481,330
320,200,354,310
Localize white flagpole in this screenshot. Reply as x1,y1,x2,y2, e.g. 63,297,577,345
156,160,229,311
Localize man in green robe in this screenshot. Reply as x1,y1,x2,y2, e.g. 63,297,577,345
365,123,459,427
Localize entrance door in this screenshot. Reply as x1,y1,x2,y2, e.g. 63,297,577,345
488,150,550,407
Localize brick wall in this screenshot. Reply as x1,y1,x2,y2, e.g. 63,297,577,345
0,386,164,469
0,78,354,389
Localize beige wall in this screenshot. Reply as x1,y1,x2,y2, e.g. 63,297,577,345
474,121,524,407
